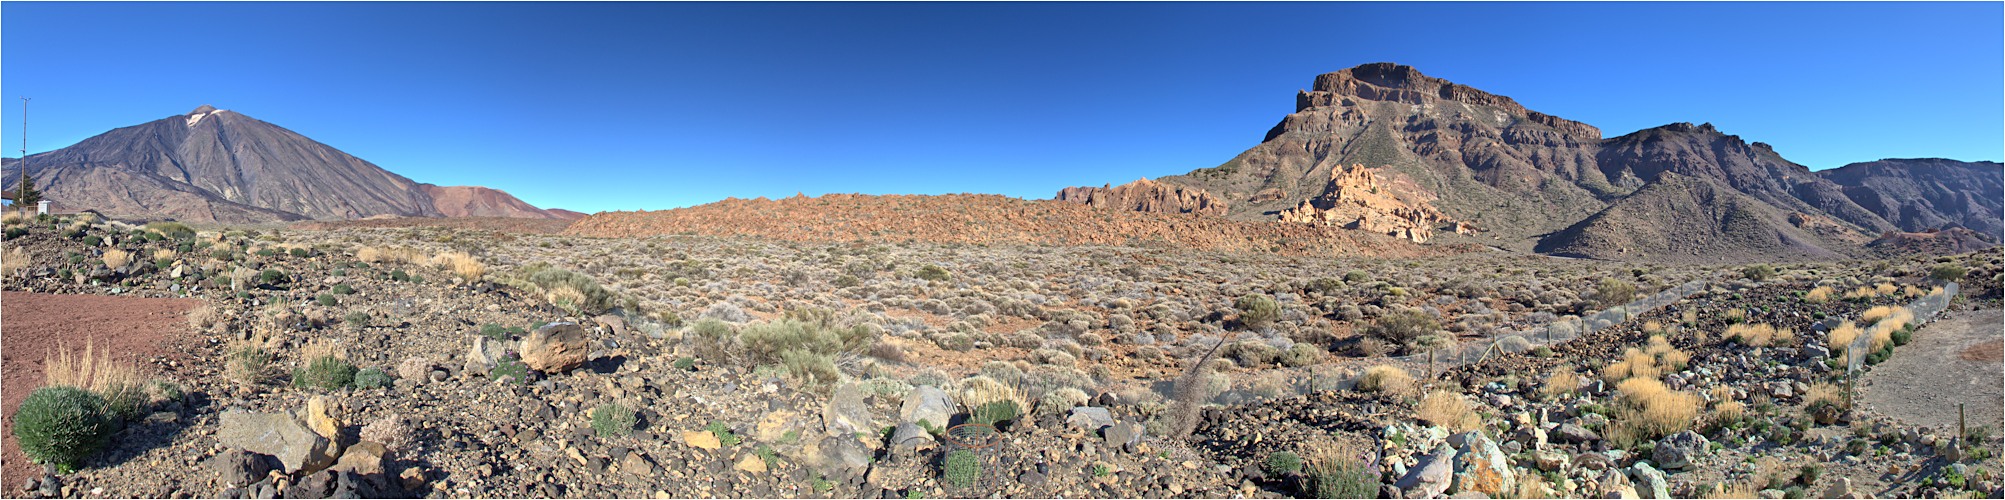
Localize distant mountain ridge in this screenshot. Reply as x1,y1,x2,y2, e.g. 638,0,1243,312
1,105,572,223
1056,62,2001,261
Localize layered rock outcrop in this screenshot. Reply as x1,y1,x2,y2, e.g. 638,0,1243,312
1054,178,1226,217
1276,164,1450,243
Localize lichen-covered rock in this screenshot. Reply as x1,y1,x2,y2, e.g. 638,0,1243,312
1450,431,1515,496
1395,444,1455,499
1651,430,1710,470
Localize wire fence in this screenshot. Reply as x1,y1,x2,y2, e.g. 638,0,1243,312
1846,282,1959,373
1185,280,1712,406
1391,280,1709,366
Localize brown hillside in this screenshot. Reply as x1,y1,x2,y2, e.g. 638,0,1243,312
563,193,1456,257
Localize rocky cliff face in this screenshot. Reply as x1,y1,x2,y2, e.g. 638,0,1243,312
1054,62,1990,261
1815,158,2004,238
0,106,564,223
1275,164,1451,243
1053,178,1226,216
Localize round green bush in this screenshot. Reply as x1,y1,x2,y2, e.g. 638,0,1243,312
354,368,392,389
13,386,112,471
293,356,357,390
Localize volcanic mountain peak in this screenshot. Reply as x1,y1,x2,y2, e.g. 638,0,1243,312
185,105,225,126
1297,62,1601,140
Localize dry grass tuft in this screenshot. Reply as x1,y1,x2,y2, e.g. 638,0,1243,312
1357,365,1415,396
1713,400,1746,425
1874,282,1898,296
102,248,134,268
186,304,221,331
1725,323,1793,347
1540,367,1583,400
1416,390,1480,433
44,340,146,417
1614,377,1701,438
301,338,348,362
1603,347,1661,383
0,212,24,226
430,251,486,281
1804,286,1834,303
2,246,29,276
1805,382,1844,409
357,245,421,265
152,248,178,262
1828,321,1863,356
1723,308,1747,323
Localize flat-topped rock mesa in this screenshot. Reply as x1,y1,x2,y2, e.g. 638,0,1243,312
1294,62,1602,141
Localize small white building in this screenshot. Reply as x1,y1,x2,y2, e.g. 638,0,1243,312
36,200,49,215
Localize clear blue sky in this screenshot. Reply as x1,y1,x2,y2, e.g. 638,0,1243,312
3,2,2000,214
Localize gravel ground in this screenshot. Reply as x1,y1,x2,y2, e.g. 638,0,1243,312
1859,308,2005,439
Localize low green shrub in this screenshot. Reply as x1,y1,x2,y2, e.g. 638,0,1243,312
354,368,391,389
942,449,980,488
293,356,357,390
13,386,113,472
1264,451,1304,475
592,403,637,437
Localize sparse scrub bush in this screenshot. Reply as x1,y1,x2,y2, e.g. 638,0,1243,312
1303,437,1379,499
332,283,355,295
1931,264,1968,282
1593,278,1637,308
1234,293,1280,330
258,269,288,285
1356,365,1415,396
1416,390,1480,432
916,264,952,282
226,343,273,385
344,311,371,328
1040,387,1089,413
592,403,637,437
1742,264,1776,282
1367,308,1438,349
12,387,112,472
1279,343,1322,367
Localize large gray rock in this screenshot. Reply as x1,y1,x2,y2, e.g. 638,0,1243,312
888,422,935,454
823,382,876,437
1104,421,1144,453
1395,444,1455,499
219,410,336,474
1066,407,1115,431
1628,462,1670,499
462,336,512,375
1451,431,1515,496
1651,430,1710,470
816,436,871,480
518,322,589,373
209,449,280,488
1553,422,1600,444
899,386,954,429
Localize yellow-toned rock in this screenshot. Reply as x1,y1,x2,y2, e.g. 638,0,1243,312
734,454,768,474
682,430,721,450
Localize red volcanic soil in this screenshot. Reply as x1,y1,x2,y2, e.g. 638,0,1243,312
1,292,200,492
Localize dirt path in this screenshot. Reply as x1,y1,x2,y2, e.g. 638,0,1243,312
1859,308,2005,436
0,291,200,492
